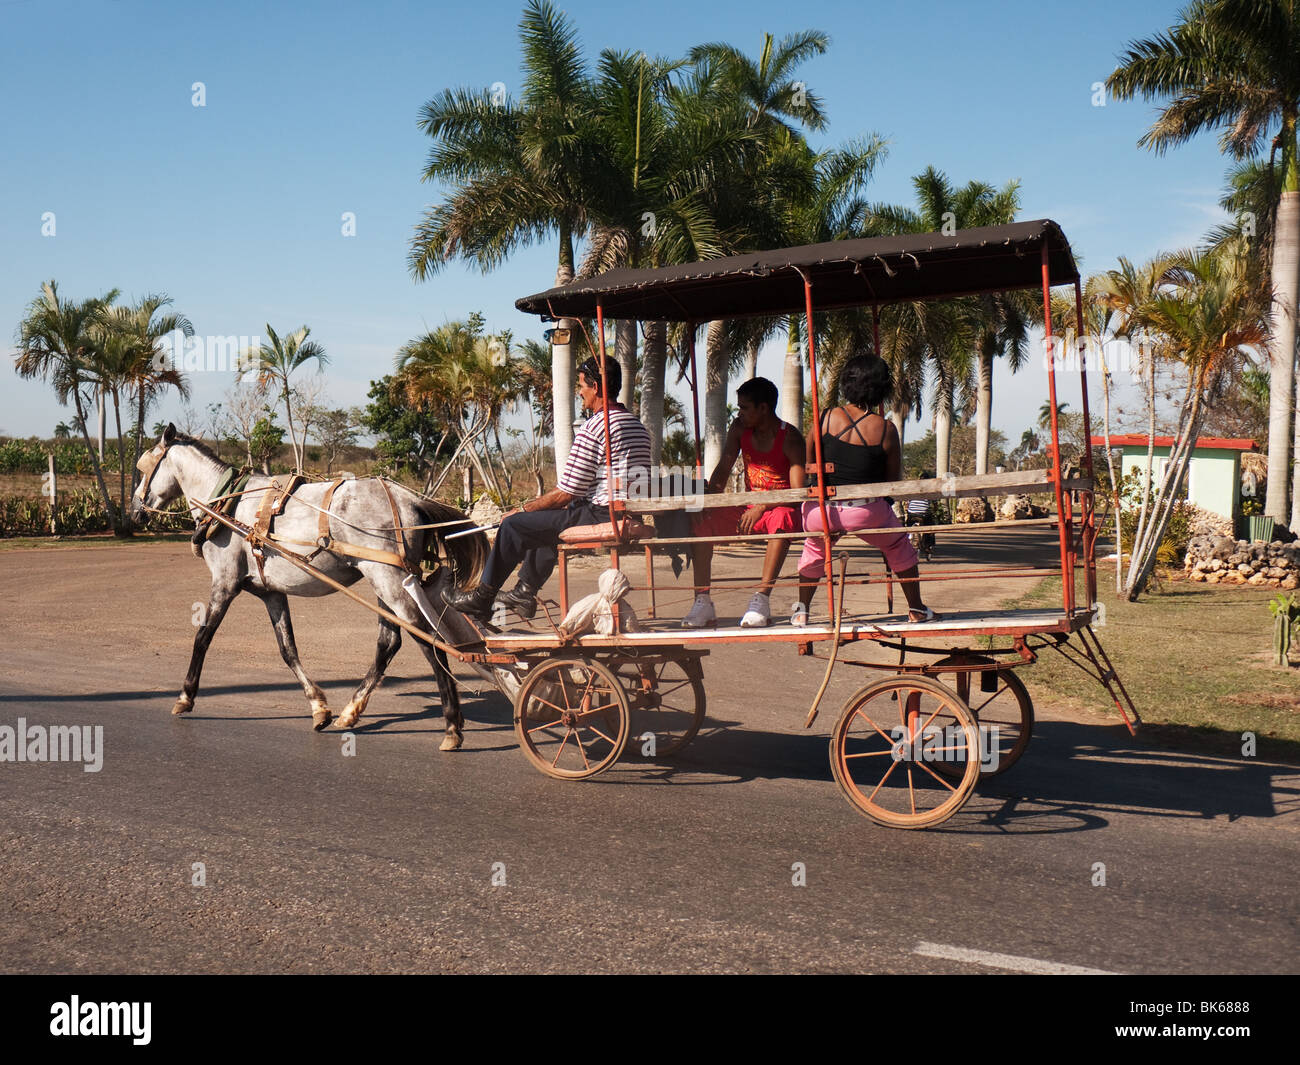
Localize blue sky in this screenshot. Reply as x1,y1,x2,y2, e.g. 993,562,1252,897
0,0,1234,443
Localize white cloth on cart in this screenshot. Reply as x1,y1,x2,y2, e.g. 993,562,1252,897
560,568,643,636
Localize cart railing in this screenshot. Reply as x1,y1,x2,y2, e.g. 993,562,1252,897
623,468,1092,514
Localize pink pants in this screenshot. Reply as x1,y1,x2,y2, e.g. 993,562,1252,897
798,499,919,577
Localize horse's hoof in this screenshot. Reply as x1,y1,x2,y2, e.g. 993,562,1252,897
333,710,359,730
171,698,193,716
313,710,334,731
439,733,463,752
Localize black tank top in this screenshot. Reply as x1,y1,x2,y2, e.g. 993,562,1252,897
820,408,888,486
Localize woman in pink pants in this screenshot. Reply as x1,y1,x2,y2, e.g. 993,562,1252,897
792,353,935,625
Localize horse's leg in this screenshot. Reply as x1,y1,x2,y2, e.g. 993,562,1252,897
255,589,333,730
423,642,463,752
173,580,239,717
334,611,402,731
358,564,465,751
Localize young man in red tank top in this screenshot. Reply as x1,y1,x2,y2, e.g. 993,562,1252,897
683,377,806,628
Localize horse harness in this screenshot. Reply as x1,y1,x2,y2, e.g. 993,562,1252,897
139,442,424,585
246,476,424,586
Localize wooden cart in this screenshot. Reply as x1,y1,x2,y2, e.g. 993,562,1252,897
485,219,1141,829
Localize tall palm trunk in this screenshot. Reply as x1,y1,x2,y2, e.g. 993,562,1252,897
743,340,759,381
974,346,994,475
639,320,667,466
1292,338,1300,530
889,407,906,453
1266,184,1298,524
97,387,105,461
133,383,147,488
551,230,577,479
933,370,953,477
1097,352,1122,593
1127,381,1207,599
280,385,302,473
111,387,129,533
1130,352,1158,584
616,318,637,408
704,320,729,472
780,321,803,428
75,388,117,527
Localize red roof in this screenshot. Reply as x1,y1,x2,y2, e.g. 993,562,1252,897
1089,435,1257,451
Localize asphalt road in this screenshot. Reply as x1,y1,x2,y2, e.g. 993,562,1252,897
0,533,1295,973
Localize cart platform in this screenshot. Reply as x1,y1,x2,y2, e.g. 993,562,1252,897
482,606,1099,651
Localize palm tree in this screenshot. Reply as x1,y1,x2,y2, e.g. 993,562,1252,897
15,281,124,529
409,0,606,478
395,320,517,501
683,31,833,468
98,294,193,481
1094,254,1180,553
580,49,770,465
767,134,888,429
866,168,1028,477
240,324,328,472
1037,400,1069,430
1208,154,1300,525
1107,0,1300,526
1119,242,1267,598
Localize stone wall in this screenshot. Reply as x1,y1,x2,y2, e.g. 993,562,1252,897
1185,533,1299,589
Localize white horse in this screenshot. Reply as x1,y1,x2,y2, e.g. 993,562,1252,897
130,424,490,750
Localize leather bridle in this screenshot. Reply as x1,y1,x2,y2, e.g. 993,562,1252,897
135,440,174,504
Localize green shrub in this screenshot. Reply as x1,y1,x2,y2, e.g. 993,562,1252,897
0,489,190,537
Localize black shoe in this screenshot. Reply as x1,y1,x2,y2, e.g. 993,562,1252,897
497,580,539,619
446,582,498,621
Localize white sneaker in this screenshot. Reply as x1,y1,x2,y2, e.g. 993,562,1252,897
740,592,772,628
681,594,717,629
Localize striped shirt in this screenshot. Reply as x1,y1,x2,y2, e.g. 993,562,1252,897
907,497,931,516
558,404,652,506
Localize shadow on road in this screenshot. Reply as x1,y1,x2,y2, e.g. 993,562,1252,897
610,717,1297,833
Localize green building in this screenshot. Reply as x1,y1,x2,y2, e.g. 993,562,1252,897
1089,435,1259,519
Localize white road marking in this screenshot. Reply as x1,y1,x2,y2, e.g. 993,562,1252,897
914,941,1118,975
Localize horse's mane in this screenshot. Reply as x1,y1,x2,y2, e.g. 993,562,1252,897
174,433,228,466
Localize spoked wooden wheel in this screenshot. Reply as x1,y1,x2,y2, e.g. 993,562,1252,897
613,655,706,759
930,655,1034,779
514,658,629,780
830,676,981,829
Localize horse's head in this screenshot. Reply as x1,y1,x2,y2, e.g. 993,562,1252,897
131,423,183,525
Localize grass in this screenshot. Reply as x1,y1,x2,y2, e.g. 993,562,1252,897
990,569,1300,764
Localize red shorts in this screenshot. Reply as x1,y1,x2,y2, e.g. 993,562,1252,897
691,504,800,537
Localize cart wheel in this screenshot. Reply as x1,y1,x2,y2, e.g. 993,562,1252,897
829,675,980,829
614,655,706,758
932,655,1034,779
514,658,629,780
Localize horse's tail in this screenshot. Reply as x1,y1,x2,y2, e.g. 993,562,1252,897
411,495,488,587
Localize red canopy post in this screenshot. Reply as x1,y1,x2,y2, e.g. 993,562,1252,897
1075,278,1096,608
1042,245,1074,614
801,272,836,620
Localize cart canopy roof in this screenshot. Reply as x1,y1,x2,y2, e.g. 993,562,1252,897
516,219,1078,321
